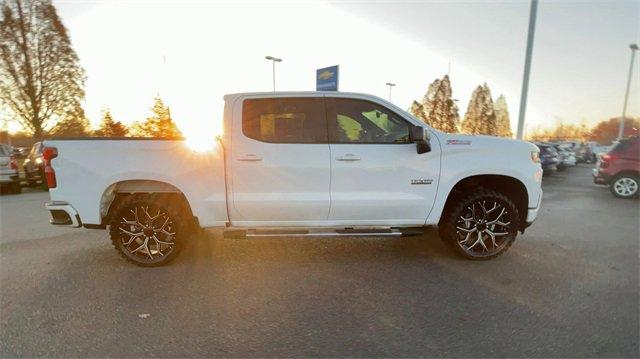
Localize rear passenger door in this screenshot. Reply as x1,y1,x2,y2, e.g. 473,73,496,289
230,96,331,225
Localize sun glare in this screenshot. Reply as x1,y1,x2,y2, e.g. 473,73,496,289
184,131,216,152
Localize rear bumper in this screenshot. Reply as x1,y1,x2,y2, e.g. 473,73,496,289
0,172,19,184
45,201,82,227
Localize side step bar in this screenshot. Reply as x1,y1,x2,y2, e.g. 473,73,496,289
223,227,423,239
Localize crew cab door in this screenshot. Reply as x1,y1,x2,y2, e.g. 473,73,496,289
230,96,331,225
326,97,440,225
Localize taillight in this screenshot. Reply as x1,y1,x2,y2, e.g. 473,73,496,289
42,146,58,188
9,156,18,170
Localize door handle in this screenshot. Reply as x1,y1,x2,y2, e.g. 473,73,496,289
237,154,262,161
336,154,361,161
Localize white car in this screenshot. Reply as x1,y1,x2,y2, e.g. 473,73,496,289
42,92,543,266
0,144,21,194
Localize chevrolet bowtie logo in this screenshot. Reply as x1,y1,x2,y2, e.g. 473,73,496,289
318,70,334,80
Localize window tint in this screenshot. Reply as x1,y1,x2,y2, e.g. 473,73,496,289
610,138,637,153
328,98,412,144
242,98,327,143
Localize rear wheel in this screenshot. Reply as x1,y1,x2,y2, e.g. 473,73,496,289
439,188,520,260
610,174,639,199
109,194,187,266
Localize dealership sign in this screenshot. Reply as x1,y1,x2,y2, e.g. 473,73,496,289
316,65,339,91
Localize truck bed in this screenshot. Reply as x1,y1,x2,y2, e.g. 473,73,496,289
43,138,227,227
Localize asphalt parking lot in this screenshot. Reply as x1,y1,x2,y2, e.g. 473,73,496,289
0,164,638,357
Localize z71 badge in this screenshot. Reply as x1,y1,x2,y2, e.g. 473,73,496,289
411,179,433,185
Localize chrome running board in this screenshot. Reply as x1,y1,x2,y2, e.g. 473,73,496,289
223,227,423,239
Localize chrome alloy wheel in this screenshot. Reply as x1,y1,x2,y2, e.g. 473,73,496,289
118,205,176,262
455,200,513,257
613,177,638,197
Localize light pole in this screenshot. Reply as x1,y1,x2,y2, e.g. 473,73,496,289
516,0,538,140
265,55,282,91
617,43,639,140
385,82,396,101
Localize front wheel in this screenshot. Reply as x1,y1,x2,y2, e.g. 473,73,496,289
610,174,639,199
439,189,520,260
109,195,186,266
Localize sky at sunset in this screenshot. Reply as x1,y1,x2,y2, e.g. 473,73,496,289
47,0,639,142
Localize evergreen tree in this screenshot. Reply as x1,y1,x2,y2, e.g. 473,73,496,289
0,0,86,139
48,105,91,137
419,75,460,133
410,100,426,122
131,96,182,138
494,95,513,138
461,83,497,135
95,109,128,137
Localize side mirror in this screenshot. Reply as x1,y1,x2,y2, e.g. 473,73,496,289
411,125,431,154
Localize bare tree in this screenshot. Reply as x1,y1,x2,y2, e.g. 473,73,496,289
0,0,85,139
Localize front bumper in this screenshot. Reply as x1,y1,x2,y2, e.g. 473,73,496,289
45,201,82,227
526,189,543,224
592,168,611,185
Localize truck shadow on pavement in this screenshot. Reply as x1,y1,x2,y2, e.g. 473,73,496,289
173,227,461,267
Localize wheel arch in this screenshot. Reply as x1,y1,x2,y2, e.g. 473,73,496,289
100,179,196,227
613,170,640,179
439,174,529,231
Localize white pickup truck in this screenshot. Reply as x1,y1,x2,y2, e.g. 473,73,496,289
43,92,543,266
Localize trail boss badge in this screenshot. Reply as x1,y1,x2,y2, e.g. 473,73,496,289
411,179,433,185
446,139,472,145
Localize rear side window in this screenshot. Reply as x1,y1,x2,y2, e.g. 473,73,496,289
610,138,637,153
242,98,327,143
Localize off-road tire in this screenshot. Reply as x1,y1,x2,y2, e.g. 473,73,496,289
439,188,520,260
109,194,188,267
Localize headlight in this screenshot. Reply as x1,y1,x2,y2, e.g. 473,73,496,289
531,151,540,163
35,157,43,165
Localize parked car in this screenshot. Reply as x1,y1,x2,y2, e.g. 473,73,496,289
23,141,47,189
553,143,577,168
536,143,559,174
580,141,611,163
11,146,28,159
0,144,21,194
593,136,639,198
42,92,543,266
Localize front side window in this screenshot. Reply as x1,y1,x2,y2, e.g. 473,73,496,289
327,98,412,144
242,98,327,143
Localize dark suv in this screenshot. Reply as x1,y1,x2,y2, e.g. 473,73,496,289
24,141,48,189
593,136,639,198
536,143,560,175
